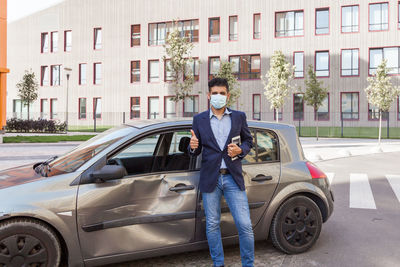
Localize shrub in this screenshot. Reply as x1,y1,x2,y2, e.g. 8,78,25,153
5,118,67,133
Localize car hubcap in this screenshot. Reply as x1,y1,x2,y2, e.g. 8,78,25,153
0,235,47,267
282,205,317,246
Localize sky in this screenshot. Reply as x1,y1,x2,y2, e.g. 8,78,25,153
7,0,65,22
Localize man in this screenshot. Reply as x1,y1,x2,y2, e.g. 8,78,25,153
189,78,254,267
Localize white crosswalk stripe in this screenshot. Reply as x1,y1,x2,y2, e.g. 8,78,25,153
349,173,376,209
385,175,400,202
326,172,334,185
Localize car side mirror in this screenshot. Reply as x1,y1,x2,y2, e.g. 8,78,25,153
90,165,126,183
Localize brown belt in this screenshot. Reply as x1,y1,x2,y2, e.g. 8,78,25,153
219,168,230,175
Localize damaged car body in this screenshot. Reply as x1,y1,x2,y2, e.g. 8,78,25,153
0,120,334,267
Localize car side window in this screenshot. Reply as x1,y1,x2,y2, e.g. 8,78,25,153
243,129,279,164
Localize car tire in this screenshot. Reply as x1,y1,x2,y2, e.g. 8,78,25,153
270,195,322,254
0,218,61,267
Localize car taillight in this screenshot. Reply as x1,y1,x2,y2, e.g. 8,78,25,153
306,161,327,179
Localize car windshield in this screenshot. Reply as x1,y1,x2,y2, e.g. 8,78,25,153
44,125,133,176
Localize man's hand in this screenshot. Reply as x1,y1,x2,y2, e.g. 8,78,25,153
190,130,199,150
227,143,242,158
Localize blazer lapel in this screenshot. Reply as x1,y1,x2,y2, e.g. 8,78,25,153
202,112,221,150
224,109,236,149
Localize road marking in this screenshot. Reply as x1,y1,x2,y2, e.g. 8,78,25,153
349,173,376,209
385,175,400,203
326,172,335,185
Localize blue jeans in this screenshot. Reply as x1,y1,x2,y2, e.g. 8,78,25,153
202,174,254,267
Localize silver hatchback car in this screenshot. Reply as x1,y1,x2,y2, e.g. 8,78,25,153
0,120,333,267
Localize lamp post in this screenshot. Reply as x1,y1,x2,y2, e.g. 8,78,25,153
64,67,72,132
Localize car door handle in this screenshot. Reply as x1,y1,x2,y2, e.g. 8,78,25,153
169,184,195,192
251,175,273,182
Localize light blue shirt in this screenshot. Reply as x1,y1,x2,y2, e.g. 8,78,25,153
209,108,232,169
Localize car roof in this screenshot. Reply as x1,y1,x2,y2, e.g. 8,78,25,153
124,118,295,131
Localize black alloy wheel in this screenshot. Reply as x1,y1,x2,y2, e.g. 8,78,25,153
270,195,322,254
0,219,61,267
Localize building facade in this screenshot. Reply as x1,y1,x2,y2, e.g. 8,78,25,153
6,0,400,130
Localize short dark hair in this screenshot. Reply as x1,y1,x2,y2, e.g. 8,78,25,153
208,78,229,92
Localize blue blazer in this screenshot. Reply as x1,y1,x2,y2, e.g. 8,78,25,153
190,109,253,193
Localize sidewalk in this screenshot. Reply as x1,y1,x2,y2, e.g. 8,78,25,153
300,137,400,162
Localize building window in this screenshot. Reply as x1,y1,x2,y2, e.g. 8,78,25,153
40,99,48,119
179,19,199,42
51,31,58,53
149,23,167,46
41,32,49,53
342,5,359,33
341,49,359,76
229,54,261,80
293,93,304,120
369,47,400,75
79,98,86,119
93,98,102,119
316,8,329,35
294,52,304,78
41,66,49,86
398,97,400,120
149,20,198,46
274,108,283,121
183,96,199,117
148,97,159,119
94,28,102,49
369,2,389,31
253,94,261,120
148,60,159,82
131,61,140,83
94,63,102,84
79,63,86,85
208,57,220,80
164,59,173,82
275,10,304,37
185,58,200,81
341,92,359,120
131,24,140,47
315,51,329,77
51,65,61,86
64,30,72,52
253,14,261,39
229,16,238,41
164,97,176,118
130,97,140,119
209,17,220,42
368,103,388,120
398,2,400,29
50,98,57,119
316,94,329,120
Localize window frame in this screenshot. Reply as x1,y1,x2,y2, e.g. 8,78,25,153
293,51,305,78
229,15,238,41
184,58,200,82
208,56,220,80
315,50,330,78
340,48,360,77
93,62,102,85
340,92,359,121
242,128,281,165
228,54,261,80
41,32,49,53
148,59,160,83
93,97,102,120
164,96,176,118
369,2,389,32
130,96,141,119
78,98,87,120
50,65,61,86
341,4,360,34
148,96,160,119
64,30,72,52
40,98,48,119
40,65,49,86
183,95,199,117
253,13,261,39
131,24,141,47
252,94,261,120
79,63,87,85
148,19,199,46
208,17,221,42
50,31,58,53
314,93,330,121
368,102,389,121
274,108,283,121
274,9,304,38
94,27,102,50
368,46,400,76
50,98,57,120
293,93,304,121
131,60,141,83
315,7,330,35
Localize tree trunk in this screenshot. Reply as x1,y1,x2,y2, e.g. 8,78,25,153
378,110,382,146
27,101,30,120
316,109,319,141
276,108,279,123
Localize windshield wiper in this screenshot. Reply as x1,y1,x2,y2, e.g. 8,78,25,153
34,156,58,176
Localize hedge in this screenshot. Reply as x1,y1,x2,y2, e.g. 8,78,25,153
6,118,67,133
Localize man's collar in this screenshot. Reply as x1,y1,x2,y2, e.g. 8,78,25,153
209,107,232,119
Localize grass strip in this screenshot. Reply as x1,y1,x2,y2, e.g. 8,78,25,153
3,135,95,143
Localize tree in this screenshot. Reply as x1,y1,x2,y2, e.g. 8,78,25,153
263,50,294,123
215,61,240,107
365,59,400,145
16,69,38,120
304,65,328,141
163,20,195,111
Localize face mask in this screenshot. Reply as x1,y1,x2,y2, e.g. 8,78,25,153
210,94,227,109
